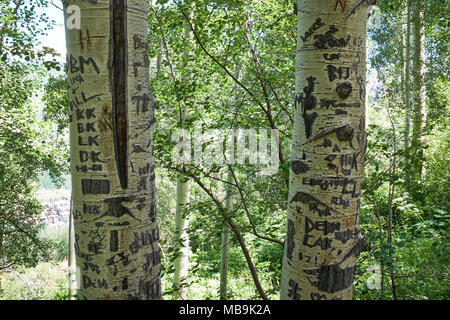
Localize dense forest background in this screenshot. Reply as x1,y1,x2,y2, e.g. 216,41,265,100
0,0,448,300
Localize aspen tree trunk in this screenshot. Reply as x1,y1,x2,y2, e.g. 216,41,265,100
219,63,241,300
68,197,77,300
219,171,233,300
280,0,370,300
411,0,426,178
64,0,161,300
0,226,3,265
404,0,412,190
172,4,193,300
173,176,190,299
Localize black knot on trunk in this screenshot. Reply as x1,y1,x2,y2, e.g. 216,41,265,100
336,81,352,99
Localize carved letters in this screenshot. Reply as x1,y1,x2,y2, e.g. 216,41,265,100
283,4,367,300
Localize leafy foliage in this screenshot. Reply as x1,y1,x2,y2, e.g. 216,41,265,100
0,0,448,301
0,0,66,270
0,262,69,300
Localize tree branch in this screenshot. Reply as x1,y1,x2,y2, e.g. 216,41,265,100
227,164,284,246
161,158,269,300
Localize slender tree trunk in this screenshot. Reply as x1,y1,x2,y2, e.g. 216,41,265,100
280,0,370,300
64,0,161,300
0,225,4,268
173,174,190,299
219,62,241,300
219,171,233,300
156,39,162,78
68,197,77,300
411,0,426,179
173,3,193,300
404,0,412,191
385,93,398,300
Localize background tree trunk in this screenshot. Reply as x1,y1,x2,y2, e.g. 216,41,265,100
173,174,190,299
64,0,161,300
219,171,233,300
404,0,412,191
219,62,241,300
172,3,193,300
411,0,426,179
280,0,369,300
0,225,3,267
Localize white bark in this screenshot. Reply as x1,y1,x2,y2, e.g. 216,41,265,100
404,0,412,189
64,0,161,300
219,171,233,300
280,0,369,300
173,174,190,300
172,5,193,300
411,0,426,178
219,61,241,300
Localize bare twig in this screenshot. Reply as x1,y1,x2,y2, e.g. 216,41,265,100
394,273,449,279
0,262,15,271
50,0,63,11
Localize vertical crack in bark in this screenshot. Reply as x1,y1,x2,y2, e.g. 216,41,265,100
112,0,128,189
